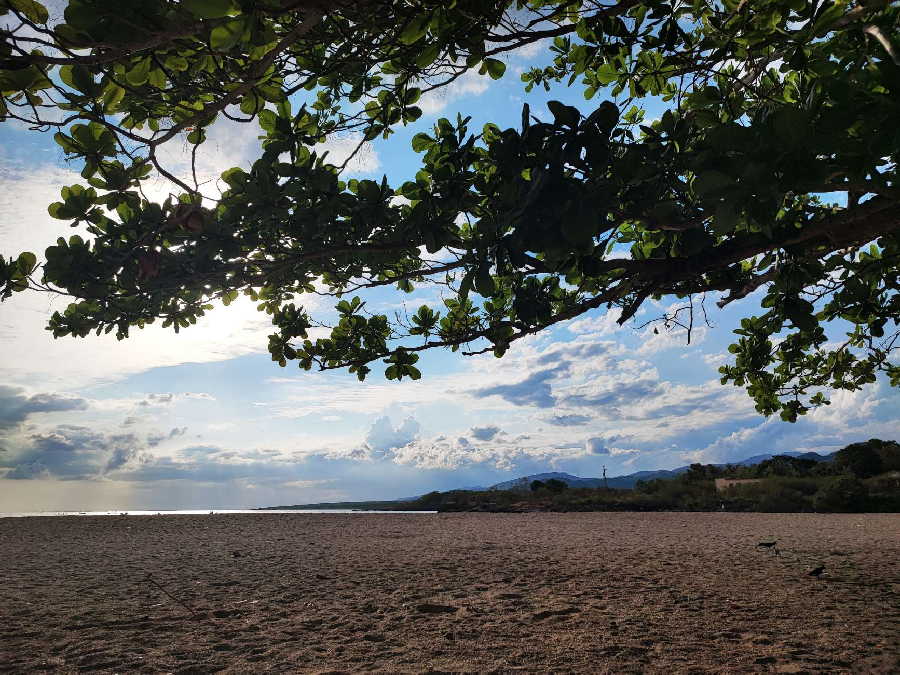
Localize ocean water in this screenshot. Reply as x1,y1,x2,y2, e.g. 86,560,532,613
0,509,437,518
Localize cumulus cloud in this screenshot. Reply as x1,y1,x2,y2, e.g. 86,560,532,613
364,416,420,455
137,392,215,408
418,70,490,116
316,134,381,174
5,460,52,480
104,445,150,474
283,478,337,489
470,425,500,441
472,368,557,407
183,392,216,401
147,427,188,447
636,324,708,355
566,309,624,337
0,385,88,429
546,414,592,427
391,435,517,471
1,424,161,480
2,425,141,479
584,437,610,454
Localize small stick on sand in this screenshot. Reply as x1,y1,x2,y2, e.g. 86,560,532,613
144,572,201,618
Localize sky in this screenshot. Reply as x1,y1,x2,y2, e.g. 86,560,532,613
1,19,898,511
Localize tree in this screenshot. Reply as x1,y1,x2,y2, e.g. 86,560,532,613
684,462,723,482
530,479,546,492
813,475,869,512
754,455,818,478
834,440,885,478
543,478,568,493
1,0,898,421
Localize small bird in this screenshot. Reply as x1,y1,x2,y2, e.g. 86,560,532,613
756,540,777,549
808,564,825,578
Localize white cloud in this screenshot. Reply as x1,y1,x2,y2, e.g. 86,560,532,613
317,134,381,174
699,351,730,369
566,308,624,336
364,415,420,455
147,113,262,202
418,71,491,116
635,323,708,355
1,291,281,389
509,38,550,60
282,478,336,489
808,387,881,428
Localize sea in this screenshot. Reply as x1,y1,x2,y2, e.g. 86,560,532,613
0,509,437,518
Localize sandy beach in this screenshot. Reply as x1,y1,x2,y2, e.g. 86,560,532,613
1,512,898,673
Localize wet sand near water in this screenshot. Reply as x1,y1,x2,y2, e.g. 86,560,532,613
1,512,898,673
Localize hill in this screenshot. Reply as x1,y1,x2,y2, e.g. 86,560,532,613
485,451,836,492
259,447,857,511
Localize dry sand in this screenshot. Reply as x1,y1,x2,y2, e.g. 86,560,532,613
1,512,898,673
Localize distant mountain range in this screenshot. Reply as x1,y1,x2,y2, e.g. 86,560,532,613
267,450,839,509
483,450,837,492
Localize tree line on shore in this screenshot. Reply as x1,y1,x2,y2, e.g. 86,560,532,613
410,439,900,513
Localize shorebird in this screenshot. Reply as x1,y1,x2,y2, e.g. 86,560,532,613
808,564,825,578
756,540,777,550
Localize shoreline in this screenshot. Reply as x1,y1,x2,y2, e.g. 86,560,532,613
0,509,437,518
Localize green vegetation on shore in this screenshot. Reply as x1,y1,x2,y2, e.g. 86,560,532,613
267,440,900,513
411,440,900,513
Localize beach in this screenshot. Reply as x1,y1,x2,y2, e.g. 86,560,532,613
1,512,898,673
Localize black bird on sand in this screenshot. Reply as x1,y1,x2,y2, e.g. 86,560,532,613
808,565,825,578
756,540,777,550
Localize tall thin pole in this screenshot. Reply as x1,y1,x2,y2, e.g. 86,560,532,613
603,465,608,490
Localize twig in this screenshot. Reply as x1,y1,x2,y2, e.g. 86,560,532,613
144,572,201,618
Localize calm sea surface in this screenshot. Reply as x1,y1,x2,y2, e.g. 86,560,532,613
0,509,436,518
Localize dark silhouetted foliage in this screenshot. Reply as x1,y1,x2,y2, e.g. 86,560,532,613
1,1,898,420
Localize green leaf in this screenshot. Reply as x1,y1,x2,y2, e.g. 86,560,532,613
480,58,506,80
458,270,474,302
475,266,496,297
165,55,189,71
125,58,151,87
784,297,816,332
586,100,618,132
411,132,433,153
693,171,732,199
595,62,618,85
258,109,276,132
147,68,166,89
240,92,262,115
182,0,235,18
8,0,48,23
102,84,125,111
415,42,440,69
547,100,580,128
17,251,37,275
210,17,247,51
398,14,428,45
713,201,739,233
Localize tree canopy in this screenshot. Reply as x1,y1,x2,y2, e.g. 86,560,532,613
1,0,898,421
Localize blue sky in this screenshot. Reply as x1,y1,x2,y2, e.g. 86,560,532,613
1,32,897,511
